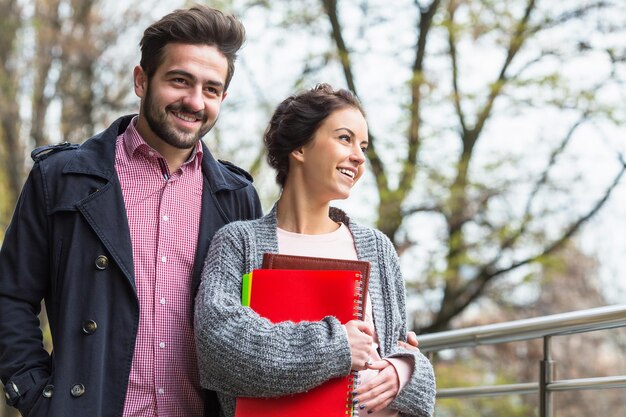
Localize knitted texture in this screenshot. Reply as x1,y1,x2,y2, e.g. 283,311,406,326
194,206,436,417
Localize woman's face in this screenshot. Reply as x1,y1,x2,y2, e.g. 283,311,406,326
293,107,368,202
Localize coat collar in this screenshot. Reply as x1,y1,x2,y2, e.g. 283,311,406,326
62,114,249,192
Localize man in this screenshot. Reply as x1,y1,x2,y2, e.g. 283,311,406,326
0,5,261,417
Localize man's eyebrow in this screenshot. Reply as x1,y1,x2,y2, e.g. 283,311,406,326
165,69,196,82
164,69,224,88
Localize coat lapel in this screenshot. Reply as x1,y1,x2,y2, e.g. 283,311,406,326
76,180,135,288
190,145,250,294
64,116,136,289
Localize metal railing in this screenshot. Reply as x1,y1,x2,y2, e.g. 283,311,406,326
417,305,626,417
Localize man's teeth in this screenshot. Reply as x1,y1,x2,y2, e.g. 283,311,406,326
174,112,196,122
338,168,355,178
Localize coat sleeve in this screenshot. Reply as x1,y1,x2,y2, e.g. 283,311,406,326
377,233,436,417
194,224,352,397
0,163,52,415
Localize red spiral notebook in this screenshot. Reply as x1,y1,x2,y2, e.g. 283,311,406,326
235,254,370,417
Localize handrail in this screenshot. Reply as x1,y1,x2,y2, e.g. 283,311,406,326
418,304,626,352
436,376,626,398
418,305,626,416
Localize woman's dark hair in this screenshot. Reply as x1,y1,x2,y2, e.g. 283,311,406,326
264,83,365,187
140,5,245,91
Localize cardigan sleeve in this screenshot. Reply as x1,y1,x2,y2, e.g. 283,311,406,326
376,232,436,417
194,223,353,397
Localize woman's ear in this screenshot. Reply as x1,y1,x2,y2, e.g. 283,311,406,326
290,147,306,163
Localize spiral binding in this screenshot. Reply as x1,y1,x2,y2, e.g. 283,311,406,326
346,272,364,416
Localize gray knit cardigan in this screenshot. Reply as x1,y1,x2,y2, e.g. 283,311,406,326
194,206,436,417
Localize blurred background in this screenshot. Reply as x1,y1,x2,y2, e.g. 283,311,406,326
1,0,625,415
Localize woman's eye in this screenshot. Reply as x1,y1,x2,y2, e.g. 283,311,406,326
339,134,351,142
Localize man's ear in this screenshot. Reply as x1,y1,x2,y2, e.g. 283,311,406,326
133,66,147,98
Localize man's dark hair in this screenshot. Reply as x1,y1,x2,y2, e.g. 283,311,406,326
264,83,365,187
140,4,245,91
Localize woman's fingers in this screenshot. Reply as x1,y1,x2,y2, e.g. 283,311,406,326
354,361,399,412
345,320,375,370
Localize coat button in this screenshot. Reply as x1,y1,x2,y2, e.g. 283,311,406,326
42,385,54,398
95,255,108,270
70,384,85,397
82,320,97,335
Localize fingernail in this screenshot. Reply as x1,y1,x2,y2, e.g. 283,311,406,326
359,404,366,410
352,390,358,396
353,398,359,404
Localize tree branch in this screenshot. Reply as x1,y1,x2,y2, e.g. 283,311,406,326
400,0,442,193
428,156,626,332
471,0,537,145
446,0,468,135
31,0,61,148
498,112,589,254
321,0,388,192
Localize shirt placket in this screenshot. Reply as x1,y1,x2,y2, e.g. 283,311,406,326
154,174,174,410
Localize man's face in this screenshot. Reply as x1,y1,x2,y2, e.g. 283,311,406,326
133,43,229,150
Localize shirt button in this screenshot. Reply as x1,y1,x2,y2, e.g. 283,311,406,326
95,255,109,270
157,388,164,395
162,215,169,222
70,384,85,397
149,151,155,157
160,298,166,305
159,342,166,349
161,256,166,263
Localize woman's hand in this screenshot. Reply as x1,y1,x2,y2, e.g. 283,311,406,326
397,330,420,351
344,320,374,371
353,360,400,413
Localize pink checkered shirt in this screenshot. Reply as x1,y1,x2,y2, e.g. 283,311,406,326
116,118,204,416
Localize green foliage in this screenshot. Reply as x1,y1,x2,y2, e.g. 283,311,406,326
435,360,536,417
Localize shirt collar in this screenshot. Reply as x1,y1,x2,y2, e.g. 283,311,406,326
122,116,204,169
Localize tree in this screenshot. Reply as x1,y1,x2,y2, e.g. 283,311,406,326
225,0,626,332
435,243,626,416
0,0,141,216
0,0,24,236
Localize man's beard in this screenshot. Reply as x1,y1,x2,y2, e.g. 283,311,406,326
143,86,217,150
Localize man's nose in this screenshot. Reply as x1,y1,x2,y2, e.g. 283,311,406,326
181,86,204,113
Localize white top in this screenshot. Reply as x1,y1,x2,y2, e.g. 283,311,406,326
277,224,412,416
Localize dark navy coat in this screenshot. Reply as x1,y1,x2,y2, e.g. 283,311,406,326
0,115,262,416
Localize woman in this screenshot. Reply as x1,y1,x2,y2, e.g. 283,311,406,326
195,84,435,416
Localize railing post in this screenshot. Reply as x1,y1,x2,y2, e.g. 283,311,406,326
540,336,555,417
